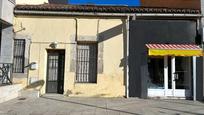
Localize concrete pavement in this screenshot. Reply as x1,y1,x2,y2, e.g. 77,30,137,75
0,95,204,115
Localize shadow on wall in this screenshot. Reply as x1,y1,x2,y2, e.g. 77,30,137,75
24,80,45,90
98,23,123,43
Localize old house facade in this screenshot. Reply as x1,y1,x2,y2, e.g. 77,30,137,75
6,0,204,100
13,4,204,100
13,5,127,97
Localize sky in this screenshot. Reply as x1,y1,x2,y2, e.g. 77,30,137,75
68,0,140,6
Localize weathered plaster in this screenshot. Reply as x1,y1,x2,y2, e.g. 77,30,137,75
13,16,126,97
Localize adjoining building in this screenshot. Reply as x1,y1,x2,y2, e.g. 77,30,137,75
0,0,15,85
140,0,201,9
0,0,24,103
129,18,203,100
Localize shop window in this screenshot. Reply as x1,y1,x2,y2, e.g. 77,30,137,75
13,39,25,73
76,43,98,83
147,57,164,89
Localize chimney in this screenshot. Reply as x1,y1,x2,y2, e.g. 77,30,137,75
140,0,200,9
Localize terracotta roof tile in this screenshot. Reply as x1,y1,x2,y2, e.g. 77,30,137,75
14,4,201,14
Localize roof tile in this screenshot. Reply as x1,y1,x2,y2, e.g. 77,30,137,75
14,4,201,14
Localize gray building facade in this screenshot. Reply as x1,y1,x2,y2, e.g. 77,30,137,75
0,0,15,63
0,0,15,84
129,19,203,100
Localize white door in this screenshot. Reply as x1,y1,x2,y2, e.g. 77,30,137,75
147,56,192,98
166,57,192,97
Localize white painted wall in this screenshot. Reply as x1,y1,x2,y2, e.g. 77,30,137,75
16,0,48,5
0,0,15,24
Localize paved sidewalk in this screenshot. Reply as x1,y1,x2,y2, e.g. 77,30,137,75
0,95,204,115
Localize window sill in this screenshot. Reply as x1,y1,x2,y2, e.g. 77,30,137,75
74,83,98,85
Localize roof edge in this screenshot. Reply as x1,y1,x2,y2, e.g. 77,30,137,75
14,9,202,18
14,4,201,16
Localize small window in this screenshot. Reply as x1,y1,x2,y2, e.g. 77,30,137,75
13,39,25,73
76,43,98,83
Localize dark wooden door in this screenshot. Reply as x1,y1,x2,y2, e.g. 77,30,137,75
46,50,65,94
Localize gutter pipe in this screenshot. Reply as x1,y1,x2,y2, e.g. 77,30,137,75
126,16,130,98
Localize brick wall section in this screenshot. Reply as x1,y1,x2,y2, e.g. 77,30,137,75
141,0,201,10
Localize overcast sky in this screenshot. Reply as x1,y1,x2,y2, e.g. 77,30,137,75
69,0,140,6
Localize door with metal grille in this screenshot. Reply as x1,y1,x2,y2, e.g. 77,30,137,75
46,50,65,94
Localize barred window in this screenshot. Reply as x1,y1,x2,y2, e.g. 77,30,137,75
76,43,98,83
13,39,25,73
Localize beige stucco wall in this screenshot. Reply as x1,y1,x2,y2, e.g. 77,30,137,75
16,0,48,5
13,16,126,97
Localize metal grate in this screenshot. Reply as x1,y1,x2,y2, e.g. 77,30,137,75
46,50,65,94
76,43,97,83
0,63,13,85
13,39,25,73
47,53,59,81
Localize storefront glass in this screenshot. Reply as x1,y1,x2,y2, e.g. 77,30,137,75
147,57,164,89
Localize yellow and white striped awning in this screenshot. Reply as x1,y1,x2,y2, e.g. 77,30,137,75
146,44,203,56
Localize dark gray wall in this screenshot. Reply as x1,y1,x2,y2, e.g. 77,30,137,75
48,0,67,4
200,0,204,100
129,20,203,99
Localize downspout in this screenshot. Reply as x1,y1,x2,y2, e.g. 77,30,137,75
126,16,130,98
27,38,32,86
74,18,78,84
193,56,197,101
74,18,78,42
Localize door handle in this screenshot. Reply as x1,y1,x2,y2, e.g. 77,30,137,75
173,73,179,81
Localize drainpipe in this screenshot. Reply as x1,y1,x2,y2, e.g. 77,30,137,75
193,56,197,101
74,18,78,42
126,16,130,98
74,18,78,84
27,38,32,86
